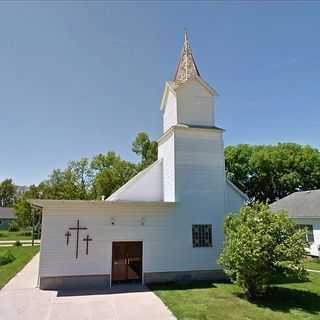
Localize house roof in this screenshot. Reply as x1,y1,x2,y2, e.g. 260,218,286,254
270,190,320,218
0,207,16,219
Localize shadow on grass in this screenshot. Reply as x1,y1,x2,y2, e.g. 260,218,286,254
149,280,219,292
152,278,320,316
270,273,311,285
249,287,320,315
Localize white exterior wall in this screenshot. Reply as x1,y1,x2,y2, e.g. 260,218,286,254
39,204,183,279
162,89,177,132
158,133,175,202
176,79,214,127
171,127,226,270
293,218,320,257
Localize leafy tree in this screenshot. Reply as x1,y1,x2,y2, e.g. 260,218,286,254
132,132,157,168
219,203,307,299
40,169,72,200
35,160,93,200
225,143,320,202
14,198,33,227
68,158,93,199
23,184,43,199
91,151,121,173
93,154,138,199
0,179,17,207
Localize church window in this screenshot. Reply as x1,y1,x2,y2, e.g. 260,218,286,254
192,224,212,247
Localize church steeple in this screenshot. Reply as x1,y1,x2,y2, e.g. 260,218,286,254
173,32,200,85
161,31,218,132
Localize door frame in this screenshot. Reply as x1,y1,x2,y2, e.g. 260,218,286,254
110,241,144,287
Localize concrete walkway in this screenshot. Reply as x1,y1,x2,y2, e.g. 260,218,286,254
0,254,176,320
307,268,320,273
0,240,41,243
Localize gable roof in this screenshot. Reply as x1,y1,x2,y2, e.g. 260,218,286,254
226,179,249,201
270,190,320,218
106,160,163,202
0,207,16,219
160,78,218,111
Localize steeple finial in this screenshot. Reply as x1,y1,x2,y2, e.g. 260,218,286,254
174,31,200,84
184,30,188,45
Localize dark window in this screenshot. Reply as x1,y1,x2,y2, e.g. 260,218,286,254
296,224,314,243
0,220,2,225
192,224,212,247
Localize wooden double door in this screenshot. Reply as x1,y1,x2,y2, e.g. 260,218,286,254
112,241,143,283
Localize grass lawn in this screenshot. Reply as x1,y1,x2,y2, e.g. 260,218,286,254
0,230,32,241
151,272,320,320
0,246,39,289
305,258,320,271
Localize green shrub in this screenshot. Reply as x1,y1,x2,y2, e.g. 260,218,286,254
0,250,15,265
219,203,307,299
14,240,22,247
8,221,20,232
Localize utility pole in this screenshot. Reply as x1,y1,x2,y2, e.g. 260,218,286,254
31,207,35,246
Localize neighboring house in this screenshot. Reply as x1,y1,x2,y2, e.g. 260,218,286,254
270,190,320,257
31,32,248,290
0,207,16,230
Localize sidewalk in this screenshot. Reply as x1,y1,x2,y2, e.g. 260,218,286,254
0,253,176,320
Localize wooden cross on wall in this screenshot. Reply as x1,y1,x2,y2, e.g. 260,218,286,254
83,234,92,255
65,231,71,246
69,219,87,259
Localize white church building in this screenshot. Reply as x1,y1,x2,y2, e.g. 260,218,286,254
32,33,247,290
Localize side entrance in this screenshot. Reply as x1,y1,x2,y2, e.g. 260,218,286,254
112,241,143,283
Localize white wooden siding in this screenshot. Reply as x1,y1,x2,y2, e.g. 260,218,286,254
162,89,177,132
173,128,227,270
39,204,224,278
158,132,175,202
176,79,214,127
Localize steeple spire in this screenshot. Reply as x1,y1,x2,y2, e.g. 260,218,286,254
173,31,200,85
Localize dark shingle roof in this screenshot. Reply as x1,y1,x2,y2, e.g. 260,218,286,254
270,190,320,218
0,207,16,219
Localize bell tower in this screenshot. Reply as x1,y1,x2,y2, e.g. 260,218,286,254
158,32,224,204
160,32,218,133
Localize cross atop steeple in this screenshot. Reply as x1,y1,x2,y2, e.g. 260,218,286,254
173,31,200,85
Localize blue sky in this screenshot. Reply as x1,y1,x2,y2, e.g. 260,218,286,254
1,1,320,186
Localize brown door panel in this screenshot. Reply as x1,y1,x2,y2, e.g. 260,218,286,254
112,241,142,282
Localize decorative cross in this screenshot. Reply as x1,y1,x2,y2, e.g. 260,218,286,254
65,231,71,246
69,219,87,259
83,234,92,255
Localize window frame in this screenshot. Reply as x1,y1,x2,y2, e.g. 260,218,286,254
296,224,314,243
192,224,213,248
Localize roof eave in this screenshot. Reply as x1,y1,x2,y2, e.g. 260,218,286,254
28,199,177,210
